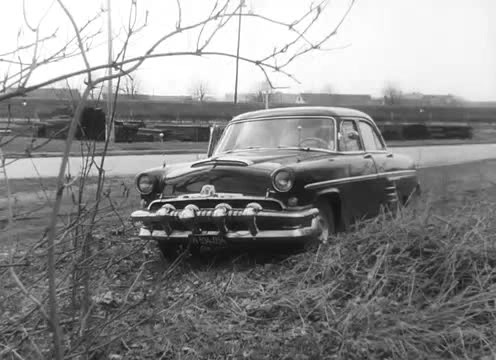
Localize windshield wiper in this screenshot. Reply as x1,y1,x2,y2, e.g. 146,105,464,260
278,145,311,151
277,145,334,153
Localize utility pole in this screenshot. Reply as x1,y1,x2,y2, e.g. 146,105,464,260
233,0,244,104
106,0,115,142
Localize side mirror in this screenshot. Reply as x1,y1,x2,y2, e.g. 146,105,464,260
207,124,224,158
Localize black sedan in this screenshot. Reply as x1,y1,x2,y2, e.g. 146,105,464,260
131,107,420,257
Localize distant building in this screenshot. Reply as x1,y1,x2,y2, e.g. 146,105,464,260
103,93,193,102
396,93,462,107
224,93,247,103
423,94,461,106
16,87,81,101
461,101,496,107
295,93,373,106
270,92,299,104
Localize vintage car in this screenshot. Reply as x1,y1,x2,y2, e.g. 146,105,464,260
131,107,420,258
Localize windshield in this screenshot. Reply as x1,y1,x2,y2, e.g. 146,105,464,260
214,117,336,154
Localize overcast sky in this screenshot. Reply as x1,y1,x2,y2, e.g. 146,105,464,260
0,0,495,101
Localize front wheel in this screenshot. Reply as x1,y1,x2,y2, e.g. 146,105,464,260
157,241,180,261
157,241,203,260
315,200,336,244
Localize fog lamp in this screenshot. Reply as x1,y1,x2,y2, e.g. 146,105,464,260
288,197,298,207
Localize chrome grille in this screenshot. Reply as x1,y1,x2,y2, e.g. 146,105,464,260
149,198,283,211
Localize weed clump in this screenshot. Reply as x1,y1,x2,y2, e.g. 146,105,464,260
100,196,496,359
3,192,496,359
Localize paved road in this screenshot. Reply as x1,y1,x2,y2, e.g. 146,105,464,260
3,143,496,179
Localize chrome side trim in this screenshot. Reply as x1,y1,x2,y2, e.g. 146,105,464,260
386,170,418,181
305,170,417,190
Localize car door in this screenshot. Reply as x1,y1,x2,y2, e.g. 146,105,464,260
356,118,408,207
337,118,382,221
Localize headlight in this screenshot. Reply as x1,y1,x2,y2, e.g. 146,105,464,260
136,174,155,195
272,168,295,192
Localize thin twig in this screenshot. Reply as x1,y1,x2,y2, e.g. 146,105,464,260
57,0,93,84
9,267,50,321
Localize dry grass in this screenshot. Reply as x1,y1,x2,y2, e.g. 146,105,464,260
1,161,496,359
0,176,138,254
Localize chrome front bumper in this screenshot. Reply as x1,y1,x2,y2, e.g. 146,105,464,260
130,200,320,243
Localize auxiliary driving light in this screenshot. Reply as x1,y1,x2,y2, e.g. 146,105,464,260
179,204,200,232
213,203,232,218
243,203,262,236
243,202,263,215
213,203,232,233
156,203,176,216
179,204,199,220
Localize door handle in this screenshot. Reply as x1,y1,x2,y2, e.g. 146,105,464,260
363,154,372,159
386,153,393,158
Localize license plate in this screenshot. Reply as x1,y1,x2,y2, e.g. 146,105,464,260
189,234,226,246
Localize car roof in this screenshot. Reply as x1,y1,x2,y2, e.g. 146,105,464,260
231,106,372,122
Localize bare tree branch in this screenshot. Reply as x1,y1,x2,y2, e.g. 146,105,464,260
277,0,356,69
0,2,358,356
196,0,222,50
0,47,300,102
0,31,58,58
176,0,183,29
9,267,50,322
22,0,37,33
1,13,102,92
56,0,93,84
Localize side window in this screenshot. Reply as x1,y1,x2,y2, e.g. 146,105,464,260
358,121,385,151
339,120,363,152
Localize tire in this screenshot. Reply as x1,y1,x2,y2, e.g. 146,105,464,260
157,241,180,260
314,199,336,244
157,241,203,260
188,243,202,258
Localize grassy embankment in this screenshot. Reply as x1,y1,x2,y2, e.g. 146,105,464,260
1,160,496,359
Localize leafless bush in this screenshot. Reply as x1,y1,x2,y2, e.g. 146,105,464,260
0,0,356,358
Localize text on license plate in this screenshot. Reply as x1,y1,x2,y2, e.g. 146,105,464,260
189,235,226,246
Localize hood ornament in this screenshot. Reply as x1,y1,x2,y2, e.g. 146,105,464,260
200,184,216,197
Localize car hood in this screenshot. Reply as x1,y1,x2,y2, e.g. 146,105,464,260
161,149,331,196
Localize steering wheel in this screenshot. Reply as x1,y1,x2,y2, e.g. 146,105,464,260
299,137,329,149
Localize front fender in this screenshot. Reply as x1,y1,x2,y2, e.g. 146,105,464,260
313,187,349,232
